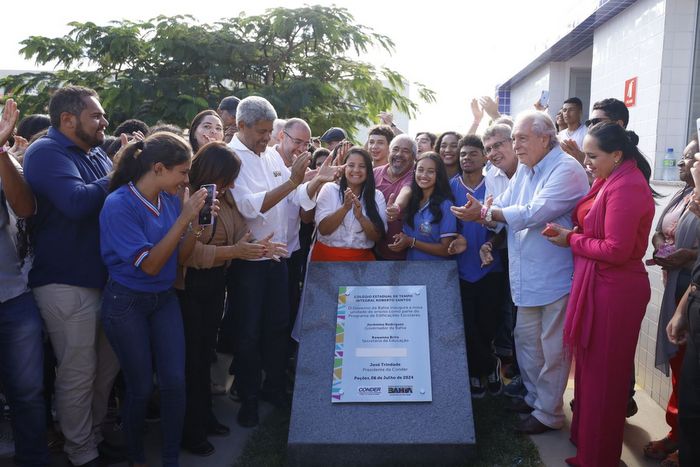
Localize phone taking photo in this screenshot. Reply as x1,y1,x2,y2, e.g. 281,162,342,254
198,184,217,225
539,90,550,108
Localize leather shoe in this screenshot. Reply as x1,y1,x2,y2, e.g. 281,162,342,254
237,397,259,428
260,390,291,410
207,421,230,437
182,440,215,457
507,398,534,414
70,459,99,467
97,440,127,464
515,415,556,435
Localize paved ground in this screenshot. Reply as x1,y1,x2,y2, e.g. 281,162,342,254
0,373,672,467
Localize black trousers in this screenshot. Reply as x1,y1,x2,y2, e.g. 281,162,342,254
229,259,290,400
679,291,700,466
177,266,227,445
459,272,506,377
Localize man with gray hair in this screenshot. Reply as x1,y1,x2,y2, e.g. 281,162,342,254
268,118,287,147
452,110,588,434
374,134,416,260
228,97,336,427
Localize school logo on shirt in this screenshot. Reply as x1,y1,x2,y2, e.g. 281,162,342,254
419,221,432,235
273,170,282,177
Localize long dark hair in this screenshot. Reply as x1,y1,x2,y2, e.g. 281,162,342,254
587,122,661,198
189,142,241,191
405,152,455,229
189,110,223,153
338,147,385,238
110,132,191,192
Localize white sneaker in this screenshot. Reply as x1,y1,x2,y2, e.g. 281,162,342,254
470,376,486,399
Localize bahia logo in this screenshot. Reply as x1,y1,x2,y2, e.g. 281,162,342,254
388,386,413,395
358,386,382,395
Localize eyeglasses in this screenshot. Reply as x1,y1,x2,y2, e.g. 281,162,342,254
284,130,310,147
484,138,512,155
584,118,607,128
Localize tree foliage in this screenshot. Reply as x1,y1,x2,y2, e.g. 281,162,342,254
1,6,434,137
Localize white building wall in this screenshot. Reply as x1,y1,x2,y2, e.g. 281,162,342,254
590,0,699,407
509,64,550,118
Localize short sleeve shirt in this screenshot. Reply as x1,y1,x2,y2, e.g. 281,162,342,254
100,183,181,292
314,183,387,249
402,199,457,261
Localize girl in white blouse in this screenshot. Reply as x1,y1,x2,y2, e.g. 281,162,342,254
311,148,387,261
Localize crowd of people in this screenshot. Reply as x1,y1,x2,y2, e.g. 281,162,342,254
0,85,699,467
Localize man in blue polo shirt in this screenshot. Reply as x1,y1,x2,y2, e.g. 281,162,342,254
23,86,121,467
450,135,506,399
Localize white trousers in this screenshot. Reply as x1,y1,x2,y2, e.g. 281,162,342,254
515,294,571,429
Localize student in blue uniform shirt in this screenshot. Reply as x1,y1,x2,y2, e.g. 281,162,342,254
99,132,211,467
448,135,506,399
386,152,456,259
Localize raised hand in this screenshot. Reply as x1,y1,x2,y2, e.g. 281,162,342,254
378,111,394,126
470,98,483,122
478,96,500,120
334,140,352,166
0,98,19,147
290,152,311,186
315,149,342,183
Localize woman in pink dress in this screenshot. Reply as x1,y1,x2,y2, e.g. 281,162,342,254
547,122,657,467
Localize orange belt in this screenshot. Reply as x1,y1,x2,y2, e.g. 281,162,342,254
310,241,375,262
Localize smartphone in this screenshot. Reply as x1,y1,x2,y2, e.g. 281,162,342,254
696,117,700,145
198,184,217,225
539,90,550,108
541,223,558,237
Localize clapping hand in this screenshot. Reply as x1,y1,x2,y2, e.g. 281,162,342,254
447,234,467,255
479,242,494,267
388,232,412,252
232,232,267,260
450,193,482,222
257,233,288,262
334,140,352,166
351,192,364,220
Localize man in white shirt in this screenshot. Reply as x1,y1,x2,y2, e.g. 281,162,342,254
228,98,335,427
483,124,518,199
452,110,589,435
272,118,316,336
558,97,587,164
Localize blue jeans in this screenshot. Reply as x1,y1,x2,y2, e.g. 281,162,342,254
102,280,185,467
0,291,49,466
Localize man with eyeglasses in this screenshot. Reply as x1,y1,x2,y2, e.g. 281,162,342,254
415,132,436,155
481,123,522,398
558,97,587,164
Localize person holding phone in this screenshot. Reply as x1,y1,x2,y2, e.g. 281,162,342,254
99,132,211,467
176,141,284,456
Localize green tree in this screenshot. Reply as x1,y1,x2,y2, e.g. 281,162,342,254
1,6,434,137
